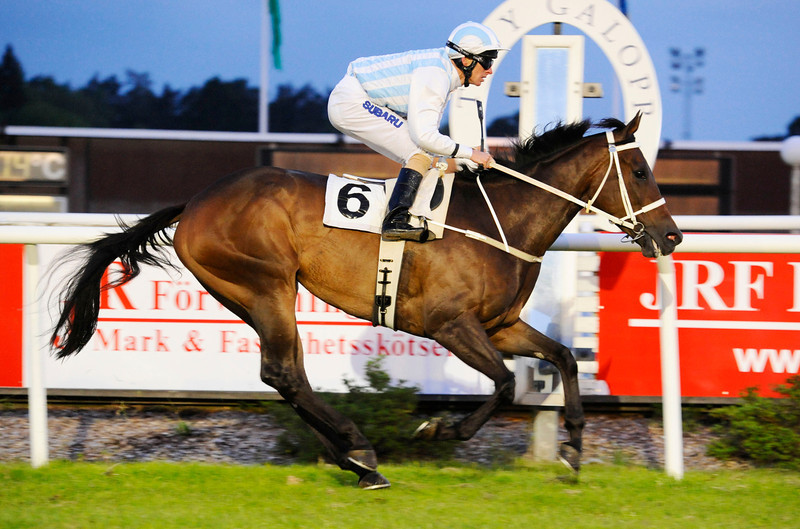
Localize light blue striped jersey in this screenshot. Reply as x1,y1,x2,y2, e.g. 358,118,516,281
347,47,456,118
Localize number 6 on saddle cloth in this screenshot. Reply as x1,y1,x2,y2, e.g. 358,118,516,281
322,168,453,239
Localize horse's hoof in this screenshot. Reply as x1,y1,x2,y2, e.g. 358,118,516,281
346,449,378,472
558,443,581,473
358,471,391,490
413,417,441,440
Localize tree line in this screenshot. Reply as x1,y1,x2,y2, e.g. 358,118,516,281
0,45,333,133
1,44,796,139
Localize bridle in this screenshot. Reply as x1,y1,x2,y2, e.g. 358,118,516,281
493,130,666,241
428,131,667,262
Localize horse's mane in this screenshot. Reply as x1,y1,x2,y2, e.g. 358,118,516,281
457,117,626,181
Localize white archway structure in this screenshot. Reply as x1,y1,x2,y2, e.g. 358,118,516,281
449,0,662,167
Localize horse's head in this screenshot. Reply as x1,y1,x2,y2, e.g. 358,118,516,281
590,113,682,257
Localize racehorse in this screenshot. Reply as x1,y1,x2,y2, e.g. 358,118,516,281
50,113,681,489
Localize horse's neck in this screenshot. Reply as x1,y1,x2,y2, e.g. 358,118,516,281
505,145,606,255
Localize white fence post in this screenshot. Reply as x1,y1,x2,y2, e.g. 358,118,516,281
657,254,683,479
24,243,49,468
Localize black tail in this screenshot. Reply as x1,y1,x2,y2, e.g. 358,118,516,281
50,204,186,359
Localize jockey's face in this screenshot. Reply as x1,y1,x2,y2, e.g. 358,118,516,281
463,58,493,86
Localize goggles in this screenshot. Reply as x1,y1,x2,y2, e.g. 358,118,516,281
446,42,498,70
475,53,495,70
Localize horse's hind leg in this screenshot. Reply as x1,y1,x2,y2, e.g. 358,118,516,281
251,287,390,489
418,313,516,441
490,320,585,472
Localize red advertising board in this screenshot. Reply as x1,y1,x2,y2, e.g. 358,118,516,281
598,251,800,398
0,244,24,387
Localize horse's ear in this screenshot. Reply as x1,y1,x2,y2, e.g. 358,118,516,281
623,111,643,136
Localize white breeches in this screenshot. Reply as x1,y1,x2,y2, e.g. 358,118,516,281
327,74,427,166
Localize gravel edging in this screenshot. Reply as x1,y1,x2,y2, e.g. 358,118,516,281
0,407,741,470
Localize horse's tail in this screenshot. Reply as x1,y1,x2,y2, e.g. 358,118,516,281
50,204,186,359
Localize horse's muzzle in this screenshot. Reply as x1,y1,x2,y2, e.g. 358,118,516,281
641,229,683,257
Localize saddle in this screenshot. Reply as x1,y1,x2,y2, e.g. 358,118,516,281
322,167,455,329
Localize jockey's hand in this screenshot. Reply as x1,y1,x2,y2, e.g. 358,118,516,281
470,149,495,169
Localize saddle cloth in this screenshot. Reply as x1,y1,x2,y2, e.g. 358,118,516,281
322,167,454,329
322,168,454,240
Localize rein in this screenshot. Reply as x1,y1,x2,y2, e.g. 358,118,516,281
495,131,666,234
429,132,667,262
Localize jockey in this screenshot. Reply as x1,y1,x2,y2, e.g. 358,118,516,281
328,21,504,242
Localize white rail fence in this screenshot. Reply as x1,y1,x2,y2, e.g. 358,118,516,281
4,213,800,480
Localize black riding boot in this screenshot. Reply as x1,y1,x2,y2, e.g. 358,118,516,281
382,167,427,242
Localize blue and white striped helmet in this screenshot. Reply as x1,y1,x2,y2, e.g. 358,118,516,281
446,21,505,58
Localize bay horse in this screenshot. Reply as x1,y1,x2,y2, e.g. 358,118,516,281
50,113,681,489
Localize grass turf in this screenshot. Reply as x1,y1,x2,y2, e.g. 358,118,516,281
1,461,798,529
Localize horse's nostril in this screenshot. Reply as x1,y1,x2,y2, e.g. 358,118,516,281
666,232,682,244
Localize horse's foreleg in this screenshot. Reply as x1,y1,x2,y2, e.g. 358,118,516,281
421,314,515,441
490,320,585,471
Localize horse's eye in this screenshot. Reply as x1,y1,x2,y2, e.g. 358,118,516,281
633,170,647,180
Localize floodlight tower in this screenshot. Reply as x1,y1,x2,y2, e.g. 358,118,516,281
669,47,705,140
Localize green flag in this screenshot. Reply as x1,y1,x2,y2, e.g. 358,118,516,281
269,0,282,69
